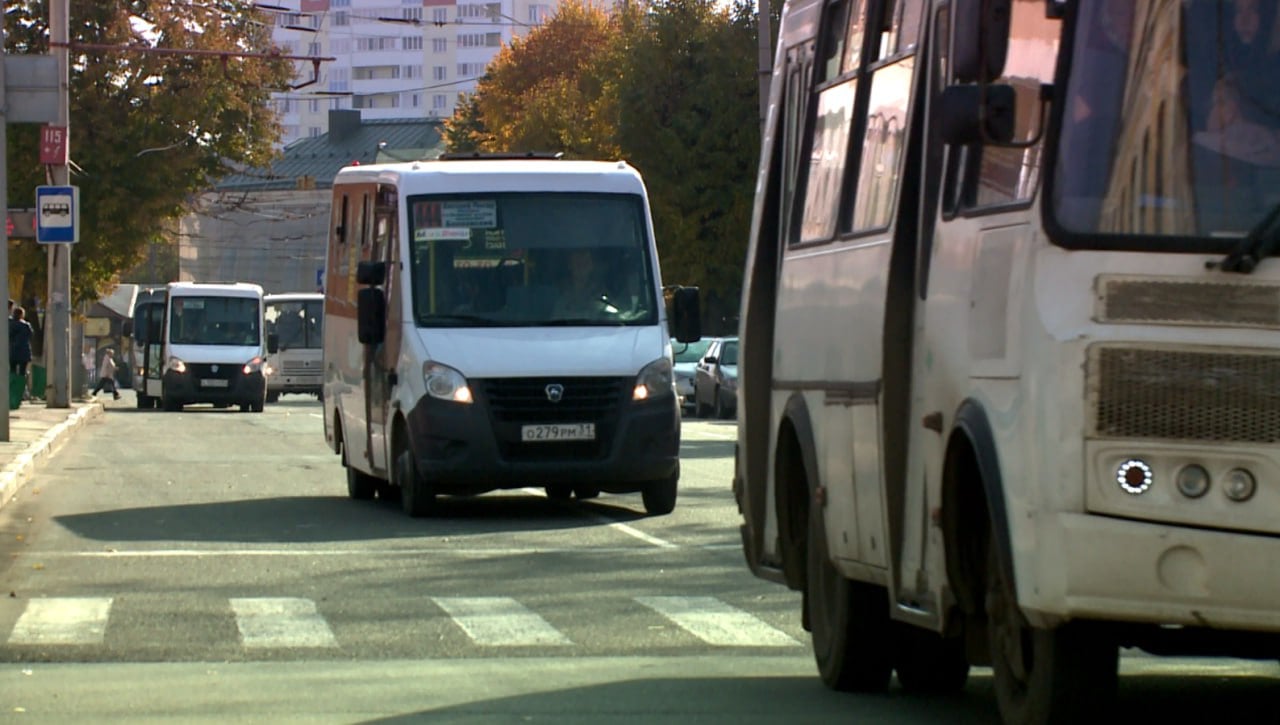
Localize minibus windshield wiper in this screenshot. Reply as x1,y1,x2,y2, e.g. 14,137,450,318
543,317,626,327
422,314,503,326
1213,201,1280,273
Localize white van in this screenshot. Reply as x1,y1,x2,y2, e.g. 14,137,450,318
139,281,270,412
264,292,324,402
322,156,700,517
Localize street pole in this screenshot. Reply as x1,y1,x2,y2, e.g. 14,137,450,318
0,21,10,441
757,0,772,133
46,0,71,408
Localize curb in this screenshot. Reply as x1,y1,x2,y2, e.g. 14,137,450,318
0,402,105,512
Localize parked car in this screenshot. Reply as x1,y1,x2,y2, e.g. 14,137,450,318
693,336,737,419
673,338,714,415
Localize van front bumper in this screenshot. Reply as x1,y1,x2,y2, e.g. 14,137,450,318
404,382,679,494
162,368,266,405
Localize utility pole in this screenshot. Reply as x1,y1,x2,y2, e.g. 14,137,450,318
46,0,71,408
757,0,773,133
0,20,9,440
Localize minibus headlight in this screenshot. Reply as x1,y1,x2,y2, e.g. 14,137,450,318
165,357,187,374
633,357,673,401
423,362,472,404
243,356,265,375
1223,469,1257,502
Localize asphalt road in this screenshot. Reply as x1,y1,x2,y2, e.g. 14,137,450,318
0,393,1277,723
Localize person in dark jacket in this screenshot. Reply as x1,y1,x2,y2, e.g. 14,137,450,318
9,306,33,376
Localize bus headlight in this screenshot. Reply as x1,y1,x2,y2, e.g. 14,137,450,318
165,357,187,374
1175,465,1211,499
633,357,673,401
423,362,472,404
1116,459,1153,495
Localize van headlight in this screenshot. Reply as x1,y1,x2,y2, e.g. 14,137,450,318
633,357,673,401
243,356,266,375
165,357,187,374
424,362,473,404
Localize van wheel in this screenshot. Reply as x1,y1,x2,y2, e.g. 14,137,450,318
266,391,280,404
163,397,182,412
640,466,678,515
239,402,251,412
251,398,265,413
574,485,600,500
986,534,1118,722
807,496,892,692
344,447,379,501
397,445,436,517
137,394,151,410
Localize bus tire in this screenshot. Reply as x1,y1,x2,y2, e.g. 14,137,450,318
807,498,892,692
251,398,265,413
137,394,151,410
163,397,182,412
397,445,436,517
892,622,970,694
546,484,573,501
640,467,678,515
986,534,1117,723
266,391,280,403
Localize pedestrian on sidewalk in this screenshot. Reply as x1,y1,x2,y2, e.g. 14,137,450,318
92,347,121,400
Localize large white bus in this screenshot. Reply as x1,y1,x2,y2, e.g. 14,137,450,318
322,156,700,517
264,292,324,402
737,0,1280,721
136,282,271,412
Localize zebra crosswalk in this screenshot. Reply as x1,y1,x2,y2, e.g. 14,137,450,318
3,594,803,652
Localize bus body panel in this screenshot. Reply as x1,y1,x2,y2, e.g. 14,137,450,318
264,292,324,400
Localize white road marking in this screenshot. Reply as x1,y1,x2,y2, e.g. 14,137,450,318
433,597,571,646
9,597,113,645
230,597,338,649
522,487,679,549
636,596,801,647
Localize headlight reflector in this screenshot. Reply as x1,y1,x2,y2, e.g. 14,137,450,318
1223,468,1257,502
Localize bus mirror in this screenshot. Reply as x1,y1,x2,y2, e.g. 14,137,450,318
938,84,1016,145
357,261,387,286
671,286,702,343
267,333,279,354
357,287,387,345
952,0,1010,83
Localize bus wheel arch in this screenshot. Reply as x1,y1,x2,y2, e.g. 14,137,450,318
774,394,817,595
393,412,436,517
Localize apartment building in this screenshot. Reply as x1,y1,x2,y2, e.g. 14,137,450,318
266,0,555,146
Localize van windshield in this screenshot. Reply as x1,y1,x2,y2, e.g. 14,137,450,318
169,296,261,346
407,192,658,327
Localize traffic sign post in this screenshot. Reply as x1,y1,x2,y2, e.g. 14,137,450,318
35,184,77,244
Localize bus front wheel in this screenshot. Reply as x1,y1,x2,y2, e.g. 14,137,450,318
806,497,892,692
986,534,1118,722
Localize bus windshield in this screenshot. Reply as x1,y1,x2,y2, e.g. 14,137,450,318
1050,0,1280,243
265,299,322,350
169,296,260,346
406,192,658,327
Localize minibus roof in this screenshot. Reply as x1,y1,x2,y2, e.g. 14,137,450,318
167,281,264,298
332,159,647,197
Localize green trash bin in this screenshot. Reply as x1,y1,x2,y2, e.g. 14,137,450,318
30,365,44,402
9,373,23,410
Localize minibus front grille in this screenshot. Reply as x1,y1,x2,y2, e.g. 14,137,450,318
1089,345,1280,443
189,363,239,381
481,377,629,423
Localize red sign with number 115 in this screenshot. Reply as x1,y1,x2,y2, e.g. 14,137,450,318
40,125,67,165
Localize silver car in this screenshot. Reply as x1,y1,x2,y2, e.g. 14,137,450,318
673,338,714,415
693,336,737,419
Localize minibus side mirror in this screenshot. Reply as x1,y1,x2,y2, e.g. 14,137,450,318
952,0,1010,83
122,320,134,337
357,261,387,286
938,84,1016,145
670,286,702,343
357,287,386,345
267,333,279,354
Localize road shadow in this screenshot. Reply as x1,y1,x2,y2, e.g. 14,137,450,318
54,491,648,544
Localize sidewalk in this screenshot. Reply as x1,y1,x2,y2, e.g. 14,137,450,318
0,397,105,511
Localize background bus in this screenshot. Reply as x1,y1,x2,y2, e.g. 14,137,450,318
264,292,323,402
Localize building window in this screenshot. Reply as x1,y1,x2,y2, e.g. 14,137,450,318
331,38,351,54
432,8,448,24
405,65,423,79
403,36,423,51
433,66,447,81
529,4,550,23
432,38,448,53
309,126,322,138
402,7,423,21
307,41,321,56
433,94,447,110
332,0,350,6
457,62,483,77
333,11,348,26
308,99,320,113
411,93,422,108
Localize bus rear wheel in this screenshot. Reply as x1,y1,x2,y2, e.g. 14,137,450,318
806,496,892,692
986,535,1117,722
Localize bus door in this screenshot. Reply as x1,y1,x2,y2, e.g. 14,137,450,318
134,300,165,407
364,185,399,473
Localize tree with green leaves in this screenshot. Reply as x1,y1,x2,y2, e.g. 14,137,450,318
4,0,291,308
443,0,761,333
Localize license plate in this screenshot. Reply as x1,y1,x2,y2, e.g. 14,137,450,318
200,379,229,388
521,423,595,442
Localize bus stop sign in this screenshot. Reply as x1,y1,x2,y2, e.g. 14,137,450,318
36,185,78,244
